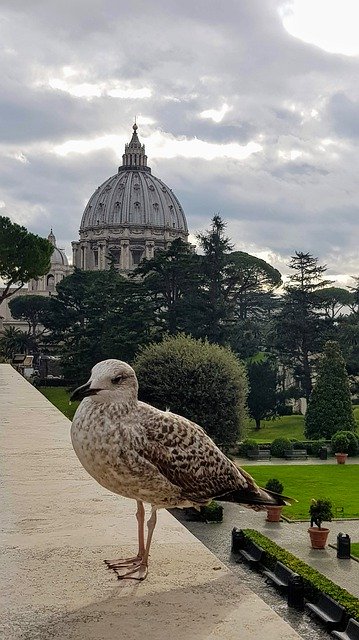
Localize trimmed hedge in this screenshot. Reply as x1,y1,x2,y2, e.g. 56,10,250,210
241,529,359,622
134,334,248,446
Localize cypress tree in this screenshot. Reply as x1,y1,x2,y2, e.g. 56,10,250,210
304,340,356,439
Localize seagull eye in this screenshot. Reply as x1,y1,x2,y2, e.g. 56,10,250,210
111,375,123,384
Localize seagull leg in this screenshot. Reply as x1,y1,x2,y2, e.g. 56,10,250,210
116,507,157,581
105,500,145,570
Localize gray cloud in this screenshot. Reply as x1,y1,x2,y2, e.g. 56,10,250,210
0,0,358,279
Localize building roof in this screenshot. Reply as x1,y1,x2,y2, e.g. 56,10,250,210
80,125,188,234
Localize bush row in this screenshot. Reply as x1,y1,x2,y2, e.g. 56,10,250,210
241,529,359,622
238,438,330,457
238,436,359,457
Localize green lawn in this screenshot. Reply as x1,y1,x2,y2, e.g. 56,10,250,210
246,414,305,442
351,543,359,559
242,464,359,520
246,405,359,443
40,387,79,420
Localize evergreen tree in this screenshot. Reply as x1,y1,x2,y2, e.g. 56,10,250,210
304,340,356,439
247,354,278,430
196,215,233,343
275,251,331,399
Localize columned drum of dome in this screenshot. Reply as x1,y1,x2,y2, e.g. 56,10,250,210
72,124,188,273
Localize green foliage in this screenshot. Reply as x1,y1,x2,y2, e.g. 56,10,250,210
134,334,248,446
133,238,203,336
241,529,359,622
331,430,359,455
246,355,278,429
0,216,53,304
0,325,32,357
239,438,259,455
275,251,332,400
42,268,156,383
305,341,356,439
351,543,359,559
265,478,284,494
8,295,52,335
309,498,333,528
200,500,223,522
270,437,293,458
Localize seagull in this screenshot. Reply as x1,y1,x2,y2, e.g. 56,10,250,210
70,359,292,581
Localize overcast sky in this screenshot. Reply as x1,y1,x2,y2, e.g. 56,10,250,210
1,0,358,284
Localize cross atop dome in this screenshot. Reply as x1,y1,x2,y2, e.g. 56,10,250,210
120,122,150,173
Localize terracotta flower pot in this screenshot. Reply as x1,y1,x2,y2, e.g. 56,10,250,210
335,453,348,464
266,505,283,522
308,526,330,549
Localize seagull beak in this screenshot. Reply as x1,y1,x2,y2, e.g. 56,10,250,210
70,381,101,401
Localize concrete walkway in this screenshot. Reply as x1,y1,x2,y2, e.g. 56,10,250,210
0,364,304,640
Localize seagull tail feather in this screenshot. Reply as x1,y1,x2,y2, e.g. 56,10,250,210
216,487,296,509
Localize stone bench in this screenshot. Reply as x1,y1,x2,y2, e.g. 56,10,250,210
246,449,271,461
263,561,296,591
284,449,308,460
306,594,346,629
332,618,359,640
237,541,263,565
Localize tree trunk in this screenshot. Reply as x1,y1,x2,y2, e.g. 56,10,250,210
255,418,261,430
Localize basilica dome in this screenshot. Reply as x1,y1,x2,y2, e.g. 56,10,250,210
73,124,188,273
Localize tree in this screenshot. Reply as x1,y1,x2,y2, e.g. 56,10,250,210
196,215,233,343
42,268,156,382
134,238,203,335
134,334,248,446
304,340,356,439
275,251,331,400
246,354,278,430
314,287,354,320
196,216,282,347
0,217,53,304
8,295,52,335
0,325,32,358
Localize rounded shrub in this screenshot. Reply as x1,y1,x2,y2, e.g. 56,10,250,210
134,334,248,446
265,478,284,494
270,437,293,458
331,430,359,456
238,438,259,456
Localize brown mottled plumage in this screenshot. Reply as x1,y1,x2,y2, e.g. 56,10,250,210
71,359,290,581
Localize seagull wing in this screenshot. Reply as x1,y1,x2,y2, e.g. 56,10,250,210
137,402,259,503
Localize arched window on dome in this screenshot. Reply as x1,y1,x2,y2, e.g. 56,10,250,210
93,250,99,268
46,274,55,292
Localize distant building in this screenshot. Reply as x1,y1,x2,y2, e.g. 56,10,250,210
72,123,188,273
0,229,72,331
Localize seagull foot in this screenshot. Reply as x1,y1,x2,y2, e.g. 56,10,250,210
104,555,143,570
116,562,148,581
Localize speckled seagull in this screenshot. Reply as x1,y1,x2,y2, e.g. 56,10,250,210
71,359,292,581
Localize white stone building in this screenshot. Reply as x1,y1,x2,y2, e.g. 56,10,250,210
0,230,72,331
72,123,188,273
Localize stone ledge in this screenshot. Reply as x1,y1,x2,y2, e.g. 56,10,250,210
1,365,302,640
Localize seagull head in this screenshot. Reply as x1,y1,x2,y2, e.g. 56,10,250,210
70,359,138,404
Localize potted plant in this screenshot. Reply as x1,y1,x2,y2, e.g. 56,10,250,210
331,430,358,464
265,478,284,522
308,498,333,548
